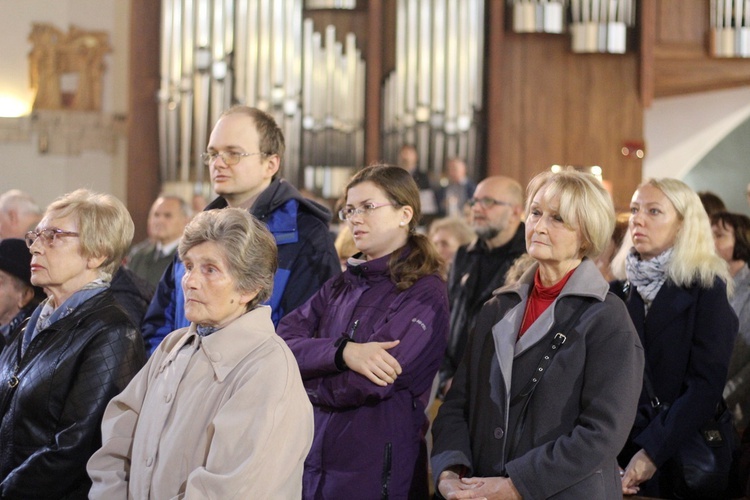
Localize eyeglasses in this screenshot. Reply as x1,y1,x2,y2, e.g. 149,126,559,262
338,203,397,221
467,197,513,209
200,151,265,166
25,228,80,248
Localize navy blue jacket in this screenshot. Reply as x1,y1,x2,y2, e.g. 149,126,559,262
141,179,340,355
612,277,738,498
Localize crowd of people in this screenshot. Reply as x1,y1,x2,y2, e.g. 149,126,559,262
0,105,748,499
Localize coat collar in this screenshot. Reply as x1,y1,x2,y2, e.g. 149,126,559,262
497,258,609,304
163,306,277,382
630,280,696,336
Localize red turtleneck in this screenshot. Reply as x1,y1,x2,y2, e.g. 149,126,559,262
518,267,576,339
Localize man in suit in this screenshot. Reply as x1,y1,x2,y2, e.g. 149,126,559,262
435,157,476,217
127,195,191,287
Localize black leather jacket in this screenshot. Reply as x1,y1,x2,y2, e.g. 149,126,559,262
0,290,145,499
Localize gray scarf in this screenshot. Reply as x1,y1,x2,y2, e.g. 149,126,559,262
625,247,673,310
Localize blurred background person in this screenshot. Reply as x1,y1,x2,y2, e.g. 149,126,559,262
432,170,643,499
593,212,630,282
0,189,43,240
698,190,728,217
0,238,44,347
397,143,438,217
89,209,313,499
428,216,475,279
612,179,737,498
436,157,476,218
333,225,358,272
712,211,750,431
0,189,145,498
438,175,526,397
278,165,448,499
127,195,192,287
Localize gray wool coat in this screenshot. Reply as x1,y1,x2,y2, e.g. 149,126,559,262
432,259,645,499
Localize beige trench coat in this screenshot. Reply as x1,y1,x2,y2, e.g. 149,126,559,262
87,306,313,499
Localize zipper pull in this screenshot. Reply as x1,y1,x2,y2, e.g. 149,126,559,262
348,319,359,339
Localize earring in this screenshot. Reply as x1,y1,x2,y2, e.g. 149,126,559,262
399,221,406,227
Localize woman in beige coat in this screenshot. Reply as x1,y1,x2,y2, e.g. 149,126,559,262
87,208,313,499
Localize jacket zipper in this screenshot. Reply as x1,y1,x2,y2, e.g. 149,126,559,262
380,441,392,500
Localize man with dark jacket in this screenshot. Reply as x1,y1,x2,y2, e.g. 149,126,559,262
438,175,526,396
141,106,340,355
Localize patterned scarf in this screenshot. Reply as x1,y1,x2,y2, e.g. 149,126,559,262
625,247,673,310
196,324,220,337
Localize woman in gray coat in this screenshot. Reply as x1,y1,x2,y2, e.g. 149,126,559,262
431,170,644,499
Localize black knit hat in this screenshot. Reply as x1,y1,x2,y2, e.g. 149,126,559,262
0,238,33,286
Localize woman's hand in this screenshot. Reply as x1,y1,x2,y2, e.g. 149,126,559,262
342,340,402,386
621,448,657,496
438,471,521,500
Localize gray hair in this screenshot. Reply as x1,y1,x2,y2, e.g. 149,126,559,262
178,208,277,310
157,194,193,218
0,189,42,216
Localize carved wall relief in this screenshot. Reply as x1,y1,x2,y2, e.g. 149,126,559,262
28,23,111,111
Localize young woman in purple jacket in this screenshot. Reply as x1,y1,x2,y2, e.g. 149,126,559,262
278,164,449,499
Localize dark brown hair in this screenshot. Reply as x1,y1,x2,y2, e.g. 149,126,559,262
711,211,750,262
346,164,442,289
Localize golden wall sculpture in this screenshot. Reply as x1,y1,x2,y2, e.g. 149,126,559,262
28,23,111,111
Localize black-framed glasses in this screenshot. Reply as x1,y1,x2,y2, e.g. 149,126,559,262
200,151,265,166
467,197,513,209
338,203,397,222
25,228,80,248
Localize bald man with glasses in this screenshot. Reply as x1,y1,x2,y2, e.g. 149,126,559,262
438,176,527,397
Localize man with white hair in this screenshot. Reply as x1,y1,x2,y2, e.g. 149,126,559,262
127,195,192,287
0,190,43,239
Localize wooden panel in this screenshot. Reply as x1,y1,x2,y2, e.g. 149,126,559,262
656,0,706,45
487,26,643,211
128,0,161,242
651,0,750,98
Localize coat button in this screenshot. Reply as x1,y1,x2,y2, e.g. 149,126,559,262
165,393,173,403
494,427,504,439
146,457,154,467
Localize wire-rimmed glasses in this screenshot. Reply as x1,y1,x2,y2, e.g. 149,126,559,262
338,203,397,222
25,228,80,248
200,151,265,166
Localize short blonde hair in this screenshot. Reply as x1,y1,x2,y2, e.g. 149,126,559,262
179,208,277,310
45,189,134,280
611,178,730,289
525,170,615,259
428,217,475,247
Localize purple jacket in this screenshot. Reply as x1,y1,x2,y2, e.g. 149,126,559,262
278,252,449,500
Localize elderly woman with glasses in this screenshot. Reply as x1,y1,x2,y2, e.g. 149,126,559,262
0,189,145,499
432,170,644,499
278,164,449,499
88,208,313,499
